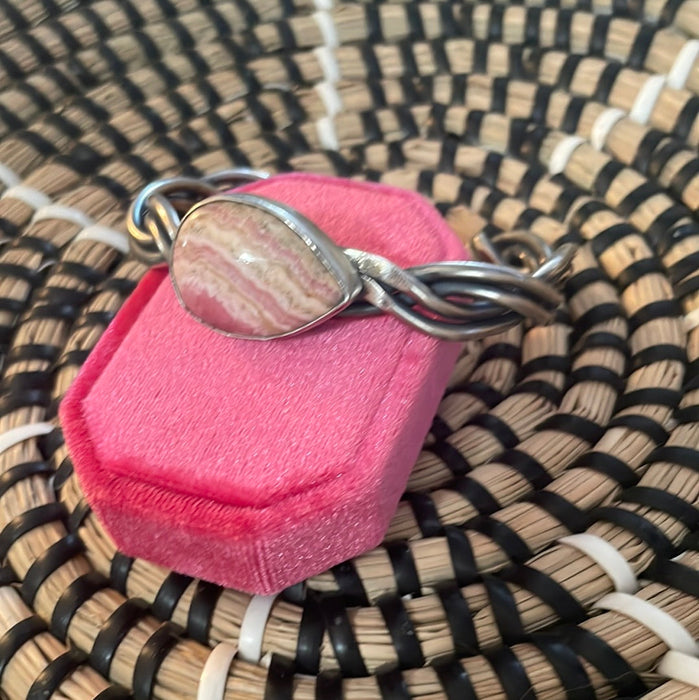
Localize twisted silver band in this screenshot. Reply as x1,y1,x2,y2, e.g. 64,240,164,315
127,170,575,341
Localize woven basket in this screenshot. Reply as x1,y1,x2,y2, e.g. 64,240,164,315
0,1,698,698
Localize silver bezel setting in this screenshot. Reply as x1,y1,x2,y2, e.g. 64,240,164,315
170,193,364,340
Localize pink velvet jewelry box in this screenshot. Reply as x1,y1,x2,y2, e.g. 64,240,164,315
60,173,467,594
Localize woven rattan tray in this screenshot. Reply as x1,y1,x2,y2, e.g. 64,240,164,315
0,1,698,698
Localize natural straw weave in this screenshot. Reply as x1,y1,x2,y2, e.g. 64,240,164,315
0,1,698,698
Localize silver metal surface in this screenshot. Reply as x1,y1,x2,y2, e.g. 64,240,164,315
127,170,267,265
127,171,576,341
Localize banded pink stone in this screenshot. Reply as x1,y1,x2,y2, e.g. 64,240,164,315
171,197,348,338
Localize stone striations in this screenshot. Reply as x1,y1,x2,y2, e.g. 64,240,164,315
172,199,345,337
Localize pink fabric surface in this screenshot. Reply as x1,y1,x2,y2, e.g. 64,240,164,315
60,173,467,593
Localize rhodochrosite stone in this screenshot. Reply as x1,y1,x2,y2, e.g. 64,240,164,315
172,198,346,338
60,173,467,594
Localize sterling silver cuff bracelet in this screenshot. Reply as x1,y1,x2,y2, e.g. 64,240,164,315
127,169,575,341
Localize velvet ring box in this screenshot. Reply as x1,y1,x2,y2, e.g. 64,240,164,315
60,174,467,594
